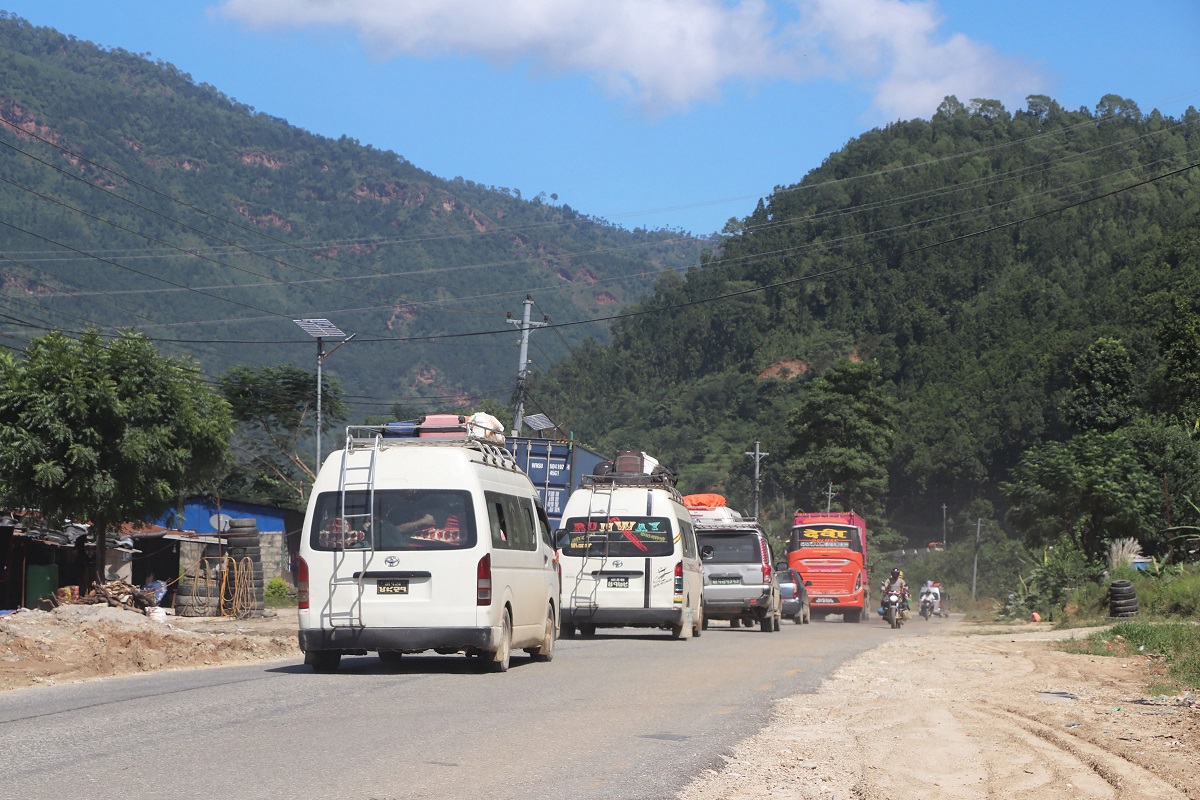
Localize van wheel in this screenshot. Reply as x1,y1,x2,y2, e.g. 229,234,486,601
305,651,340,673
693,609,703,638
489,610,512,672
760,613,773,633
701,616,710,631
561,624,576,639
773,614,781,632
525,606,555,662
670,621,690,640
580,623,597,638
730,618,740,628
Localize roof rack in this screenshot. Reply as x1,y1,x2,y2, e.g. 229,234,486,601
342,425,518,471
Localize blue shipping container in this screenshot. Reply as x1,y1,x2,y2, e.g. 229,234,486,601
506,437,607,530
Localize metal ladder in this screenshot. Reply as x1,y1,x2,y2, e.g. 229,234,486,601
326,428,381,628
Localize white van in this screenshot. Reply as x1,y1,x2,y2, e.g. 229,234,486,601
297,423,560,673
556,451,704,639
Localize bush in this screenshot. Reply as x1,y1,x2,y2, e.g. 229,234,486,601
1078,622,1200,690
265,577,290,599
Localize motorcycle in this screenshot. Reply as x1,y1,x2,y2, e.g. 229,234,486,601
882,590,907,629
919,593,935,620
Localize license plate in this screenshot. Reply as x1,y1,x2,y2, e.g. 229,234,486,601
710,577,742,586
377,579,409,595
812,597,837,604
607,576,629,588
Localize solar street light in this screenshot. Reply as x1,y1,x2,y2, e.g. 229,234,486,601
293,319,355,471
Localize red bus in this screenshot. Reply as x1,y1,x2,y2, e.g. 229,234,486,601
787,511,869,623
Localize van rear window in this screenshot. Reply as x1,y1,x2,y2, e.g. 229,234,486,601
696,532,761,564
559,516,675,557
309,489,476,551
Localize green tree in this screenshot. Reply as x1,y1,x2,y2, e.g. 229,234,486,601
1002,432,1159,562
1063,337,1135,433
218,363,346,508
0,330,232,577
783,360,895,521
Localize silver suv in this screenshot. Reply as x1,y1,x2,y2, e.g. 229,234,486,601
695,523,782,632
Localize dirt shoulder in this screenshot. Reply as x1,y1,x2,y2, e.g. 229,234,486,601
0,605,299,691
681,618,1199,799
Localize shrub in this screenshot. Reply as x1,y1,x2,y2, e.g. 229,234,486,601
265,577,290,599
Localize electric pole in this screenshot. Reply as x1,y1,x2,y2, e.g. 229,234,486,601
823,482,838,512
744,442,769,519
942,503,947,547
506,295,547,436
971,517,982,599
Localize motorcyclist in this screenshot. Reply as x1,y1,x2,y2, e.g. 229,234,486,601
918,580,937,616
879,567,910,619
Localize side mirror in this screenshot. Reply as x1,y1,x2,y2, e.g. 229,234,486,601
804,580,813,587
700,545,715,561
774,561,787,572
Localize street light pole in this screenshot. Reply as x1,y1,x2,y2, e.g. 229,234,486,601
293,319,354,472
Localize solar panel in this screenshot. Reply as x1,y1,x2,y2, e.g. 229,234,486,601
292,318,345,338
523,413,555,431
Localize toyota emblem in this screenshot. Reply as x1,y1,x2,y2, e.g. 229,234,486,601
384,555,399,567
612,559,623,568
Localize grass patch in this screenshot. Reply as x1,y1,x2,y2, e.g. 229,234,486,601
1061,621,1200,692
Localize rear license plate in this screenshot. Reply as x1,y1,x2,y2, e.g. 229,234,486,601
710,577,742,586
813,597,836,604
607,576,629,588
377,579,409,595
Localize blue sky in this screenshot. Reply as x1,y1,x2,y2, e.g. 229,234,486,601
3,1,1198,236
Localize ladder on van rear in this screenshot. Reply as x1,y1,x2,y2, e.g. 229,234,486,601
326,428,382,628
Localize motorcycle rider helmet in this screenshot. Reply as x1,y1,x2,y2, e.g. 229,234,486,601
890,567,901,579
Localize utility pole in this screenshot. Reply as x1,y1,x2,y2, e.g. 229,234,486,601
824,482,837,513
744,442,769,519
506,295,547,436
971,517,982,599
942,503,948,547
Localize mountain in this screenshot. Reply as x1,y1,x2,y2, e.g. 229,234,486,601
0,12,707,420
535,95,1200,545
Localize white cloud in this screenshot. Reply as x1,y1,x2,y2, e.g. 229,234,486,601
215,0,1044,119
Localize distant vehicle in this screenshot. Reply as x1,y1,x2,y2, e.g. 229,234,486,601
685,494,782,633
927,541,945,551
296,418,560,674
788,511,869,623
557,450,704,640
776,565,811,624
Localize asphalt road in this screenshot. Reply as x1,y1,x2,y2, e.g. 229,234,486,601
0,615,901,800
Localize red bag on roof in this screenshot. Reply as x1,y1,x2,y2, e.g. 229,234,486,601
681,493,726,509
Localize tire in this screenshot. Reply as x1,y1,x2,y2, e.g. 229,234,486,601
701,616,710,631
844,608,862,623
489,611,512,672
760,612,772,633
580,623,597,638
525,607,556,662
560,624,576,639
803,608,811,624
887,606,898,629
1110,597,1139,610
693,608,703,638
1109,579,1133,589
730,618,740,628
306,651,340,673
742,615,755,628
772,614,781,632
793,614,803,624
670,622,688,640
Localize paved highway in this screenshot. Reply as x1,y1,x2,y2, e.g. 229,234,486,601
0,617,903,800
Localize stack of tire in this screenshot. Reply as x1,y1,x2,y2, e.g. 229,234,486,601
173,569,220,617
1108,579,1138,618
223,518,265,618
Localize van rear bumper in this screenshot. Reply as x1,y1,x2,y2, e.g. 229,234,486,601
562,607,684,627
299,626,495,653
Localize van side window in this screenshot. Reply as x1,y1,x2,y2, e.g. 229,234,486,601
485,492,510,548
534,503,554,549
678,518,697,558
484,492,538,551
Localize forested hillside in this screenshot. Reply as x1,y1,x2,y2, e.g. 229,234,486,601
536,95,1200,558
0,13,704,418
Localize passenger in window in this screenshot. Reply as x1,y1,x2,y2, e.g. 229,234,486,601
410,496,463,544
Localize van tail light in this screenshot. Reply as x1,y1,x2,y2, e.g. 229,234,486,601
477,553,492,606
297,556,309,609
